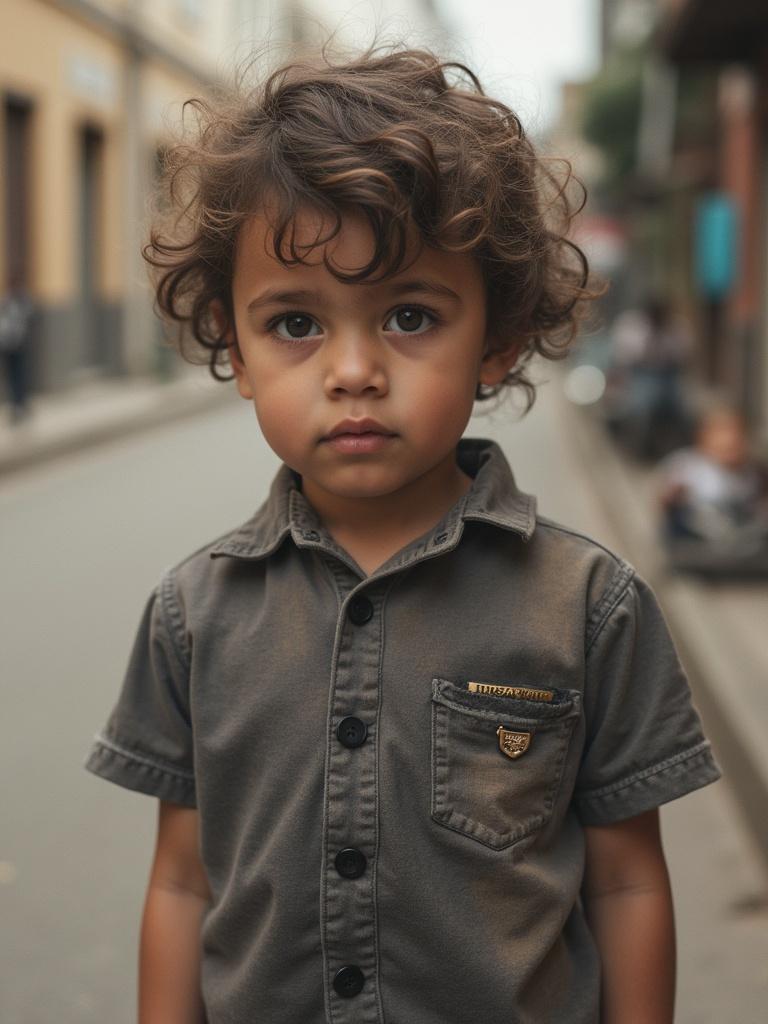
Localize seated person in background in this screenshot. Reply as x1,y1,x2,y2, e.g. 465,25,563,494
657,404,768,557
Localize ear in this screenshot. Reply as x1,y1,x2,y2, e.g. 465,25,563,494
211,299,253,400
478,340,521,388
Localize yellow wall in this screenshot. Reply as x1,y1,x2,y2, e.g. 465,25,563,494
0,0,220,306
0,0,124,301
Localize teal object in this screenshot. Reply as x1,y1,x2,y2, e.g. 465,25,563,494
694,193,738,298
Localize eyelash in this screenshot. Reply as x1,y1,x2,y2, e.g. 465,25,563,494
265,304,442,345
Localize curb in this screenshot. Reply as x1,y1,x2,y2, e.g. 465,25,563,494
566,398,768,868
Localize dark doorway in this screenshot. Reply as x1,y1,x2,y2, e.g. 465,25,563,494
4,95,33,287
78,123,106,369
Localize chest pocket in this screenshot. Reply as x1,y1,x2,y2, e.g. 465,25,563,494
430,678,581,851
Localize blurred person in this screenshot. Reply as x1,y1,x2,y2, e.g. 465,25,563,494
83,45,719,1024
658,403,768,573
0,271,34,423
607,297,693,459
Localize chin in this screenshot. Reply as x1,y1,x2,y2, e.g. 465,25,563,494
322,468,408,498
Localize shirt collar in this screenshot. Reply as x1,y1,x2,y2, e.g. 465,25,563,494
210,437,536,566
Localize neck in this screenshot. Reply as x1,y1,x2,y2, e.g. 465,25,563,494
301,453,473,545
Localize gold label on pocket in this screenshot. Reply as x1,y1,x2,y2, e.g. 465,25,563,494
468,682,553,702
497,726,531,759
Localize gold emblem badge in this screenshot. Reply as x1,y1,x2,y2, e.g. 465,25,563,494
497,726,531,760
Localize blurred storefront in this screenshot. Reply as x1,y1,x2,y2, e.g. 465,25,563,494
0,0,242,392
658,0,768,439
0,0,443,398
580,0,768,442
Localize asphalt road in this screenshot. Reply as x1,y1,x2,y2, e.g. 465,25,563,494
1,373,766,1022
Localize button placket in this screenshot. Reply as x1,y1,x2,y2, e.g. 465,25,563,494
323,585,385,1022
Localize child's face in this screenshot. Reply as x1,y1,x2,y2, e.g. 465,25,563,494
697,411,748,468
228,207,517,506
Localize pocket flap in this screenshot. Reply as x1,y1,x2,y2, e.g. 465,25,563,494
431,677,581,725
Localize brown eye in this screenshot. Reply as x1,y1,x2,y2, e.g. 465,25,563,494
273,313,321,340
385,306,434,335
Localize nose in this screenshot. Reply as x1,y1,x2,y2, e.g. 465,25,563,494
323,331,389,398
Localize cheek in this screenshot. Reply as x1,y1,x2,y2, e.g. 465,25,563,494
402,344,481,419
249,369,312,455
392,372,473,452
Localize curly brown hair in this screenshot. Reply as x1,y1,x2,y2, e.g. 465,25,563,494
145,45,600,408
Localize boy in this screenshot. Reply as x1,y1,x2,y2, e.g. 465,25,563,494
85,47,721,1023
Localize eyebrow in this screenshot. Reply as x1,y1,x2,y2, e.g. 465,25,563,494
382,278,461,303
246,289,323,316
246,278,461,316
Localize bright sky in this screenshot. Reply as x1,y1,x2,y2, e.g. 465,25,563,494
435,0,601,134
244,0,600,137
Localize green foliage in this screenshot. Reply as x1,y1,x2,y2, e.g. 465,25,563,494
675,68,718,148
581,47,645,192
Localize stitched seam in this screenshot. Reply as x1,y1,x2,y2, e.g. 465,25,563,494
536,517,630,562
370,573,407,1023
575,740,713,802
317,551,344,605
320,576,347,1024
91,733,195,780
585,563,636,654
158,570,192,673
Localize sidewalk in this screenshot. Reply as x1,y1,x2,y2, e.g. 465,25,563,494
0,371,232,476
566,396,768,866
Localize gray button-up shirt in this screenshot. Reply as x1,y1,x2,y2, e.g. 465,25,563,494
85,437,720,1023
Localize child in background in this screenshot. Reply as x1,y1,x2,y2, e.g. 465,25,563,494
659,403,768,572
85,46,720,1024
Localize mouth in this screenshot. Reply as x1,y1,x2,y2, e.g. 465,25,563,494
323,418,397,441
321,419,398,454
325,430,395,441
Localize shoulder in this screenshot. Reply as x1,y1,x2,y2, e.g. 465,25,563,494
534,514,625,558
154,517,274,625
533,513,633,581
528,514,638,641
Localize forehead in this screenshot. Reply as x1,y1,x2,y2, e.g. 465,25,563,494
232,206,484,297
701,412,743,433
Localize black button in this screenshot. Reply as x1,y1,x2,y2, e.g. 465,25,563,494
333,965,365,998
335,847,367,879
347,595,373,625
336,717,368,748
433,531,449,544
303,529,320,541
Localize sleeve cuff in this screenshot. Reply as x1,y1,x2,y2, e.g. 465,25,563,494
84,735,197,808
574,741,721,825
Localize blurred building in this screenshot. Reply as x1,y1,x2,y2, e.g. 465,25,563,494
600,0,656,54
547,80,605,184
579,0,768,443
0,0,444,398
658,0,768,439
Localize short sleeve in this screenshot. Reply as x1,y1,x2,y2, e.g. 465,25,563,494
83,571,196,807
574,568,720,825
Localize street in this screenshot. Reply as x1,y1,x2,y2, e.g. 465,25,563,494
1,374,767,1023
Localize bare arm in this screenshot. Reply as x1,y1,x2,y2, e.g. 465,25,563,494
139,800,211,1024
583,809,675,1024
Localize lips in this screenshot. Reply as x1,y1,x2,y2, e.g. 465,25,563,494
324,418,396,440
